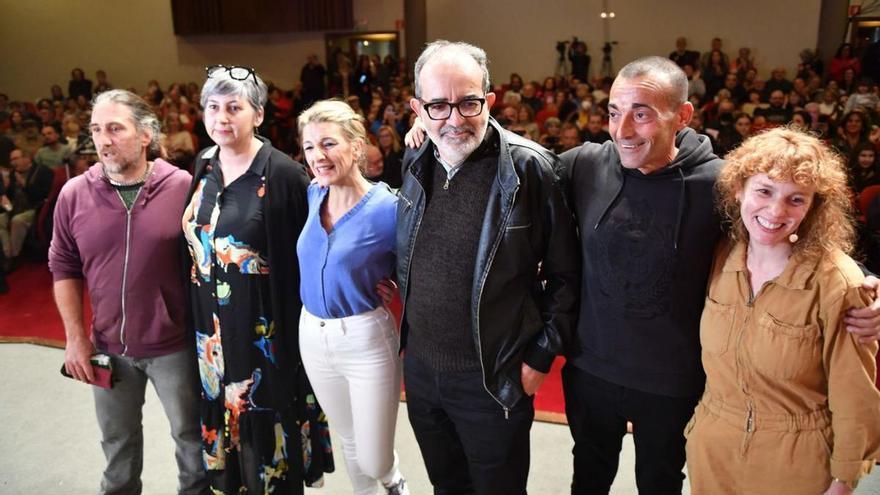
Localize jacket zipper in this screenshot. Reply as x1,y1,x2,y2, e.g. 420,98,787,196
114,187,142,356
475,184,520,418
397,182,423,349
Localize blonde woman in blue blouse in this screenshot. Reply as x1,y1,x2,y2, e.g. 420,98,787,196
296,100,408,495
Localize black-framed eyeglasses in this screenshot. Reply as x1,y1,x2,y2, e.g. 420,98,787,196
206,64,258,84
420,97,486,120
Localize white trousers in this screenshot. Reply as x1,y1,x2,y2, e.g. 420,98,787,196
299,306,404,495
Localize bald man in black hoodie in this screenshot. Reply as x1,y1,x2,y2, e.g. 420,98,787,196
558,56,880,494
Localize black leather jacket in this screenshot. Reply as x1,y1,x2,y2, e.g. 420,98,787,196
396,118,580,410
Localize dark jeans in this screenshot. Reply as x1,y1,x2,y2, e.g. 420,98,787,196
562,364,700,495
403,353,533,495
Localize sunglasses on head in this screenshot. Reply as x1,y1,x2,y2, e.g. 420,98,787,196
205,65,258,85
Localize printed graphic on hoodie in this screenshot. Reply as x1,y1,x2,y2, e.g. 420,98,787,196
595,195,676,319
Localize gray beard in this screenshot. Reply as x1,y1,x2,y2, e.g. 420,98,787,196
433,123,487,165
102,154,146,182
103,160,136,175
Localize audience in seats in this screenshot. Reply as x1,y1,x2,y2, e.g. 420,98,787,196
13,118,43,157
375,124,403,188
6,38,880,286
94,70,112,94
581,112,611,144
67,68,92,102
754,89,793,125
731,46,756,80
559,123,581,152
700,37,730,73
669,36,700,69
702,50,728,101
830,42,862,84
34,123,71,170
849,142,880,193
764,66,794,98
162,112,195,169
0,148,53,271
834,110,872,156
845,77,880,115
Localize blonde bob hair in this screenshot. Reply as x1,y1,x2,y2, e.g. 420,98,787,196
716,127,855,261
297,99,367,145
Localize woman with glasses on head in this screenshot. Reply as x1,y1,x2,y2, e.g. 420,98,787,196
296,99,409,495
182,65,331,494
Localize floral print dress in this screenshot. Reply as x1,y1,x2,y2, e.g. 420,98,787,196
184,158,297,494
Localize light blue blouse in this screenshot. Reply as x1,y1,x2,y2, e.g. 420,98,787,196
297,182,398,319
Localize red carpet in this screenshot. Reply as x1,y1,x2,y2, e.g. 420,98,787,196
0,262,568,424
0,261,72,347
533,356,567,424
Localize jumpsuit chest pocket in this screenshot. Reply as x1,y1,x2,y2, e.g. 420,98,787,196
748,313,821,380
700,298,736,355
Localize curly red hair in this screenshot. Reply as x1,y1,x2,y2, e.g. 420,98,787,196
716,127,855,260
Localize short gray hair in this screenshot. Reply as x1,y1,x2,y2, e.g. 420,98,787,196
413,40,491,98
617,56,688,108
200,67,268,114
93,89,162,159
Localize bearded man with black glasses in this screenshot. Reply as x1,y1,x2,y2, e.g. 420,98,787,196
395,40,580,495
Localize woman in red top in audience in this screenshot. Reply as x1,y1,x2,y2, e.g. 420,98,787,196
830,43,861,84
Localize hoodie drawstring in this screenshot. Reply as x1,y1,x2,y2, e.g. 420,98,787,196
594,173,626,230
673,167,686,252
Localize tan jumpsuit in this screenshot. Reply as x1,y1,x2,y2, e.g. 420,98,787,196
686,241,880,493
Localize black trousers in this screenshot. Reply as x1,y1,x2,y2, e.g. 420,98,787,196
562,364,700,495
403,353,534,495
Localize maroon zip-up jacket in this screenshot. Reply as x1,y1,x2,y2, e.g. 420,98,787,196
49,159,190,358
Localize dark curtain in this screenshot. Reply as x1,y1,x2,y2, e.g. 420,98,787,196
171,0,353,35
171,0,222,35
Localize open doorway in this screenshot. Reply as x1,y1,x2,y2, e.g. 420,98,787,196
324,31,401,100
851,18,880,49
325,31,399,61
325,32,400,78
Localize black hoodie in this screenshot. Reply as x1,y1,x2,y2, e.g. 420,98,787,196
559,128,724,397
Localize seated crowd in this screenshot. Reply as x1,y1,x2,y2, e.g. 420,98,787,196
3,37,880,286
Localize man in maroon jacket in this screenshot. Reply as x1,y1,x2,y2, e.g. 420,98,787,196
49,89,208,494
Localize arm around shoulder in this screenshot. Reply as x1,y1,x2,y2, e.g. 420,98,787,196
823,279,880,484
524,152,581,371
